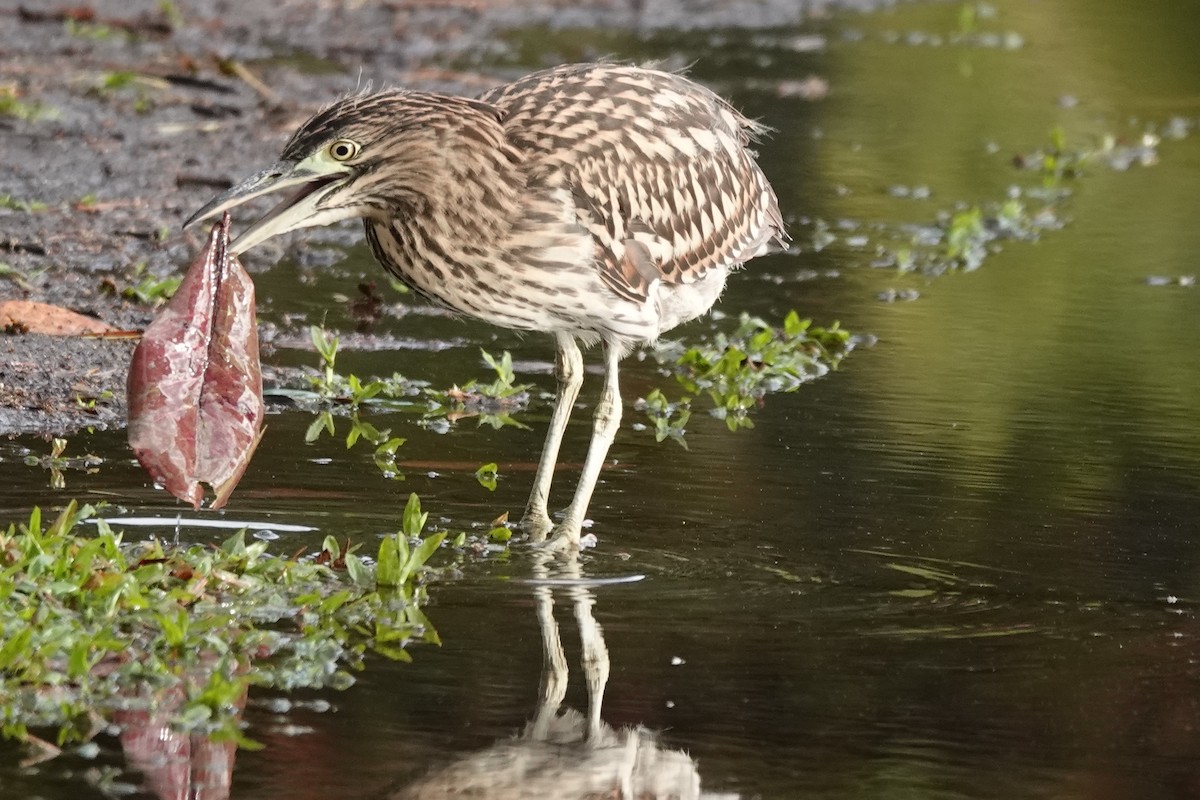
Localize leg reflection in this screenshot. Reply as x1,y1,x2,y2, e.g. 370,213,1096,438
391,551,707,799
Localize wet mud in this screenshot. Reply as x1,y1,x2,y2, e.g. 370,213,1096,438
0,0,869,436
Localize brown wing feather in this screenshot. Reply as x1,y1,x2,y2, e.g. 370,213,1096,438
480,64,785,305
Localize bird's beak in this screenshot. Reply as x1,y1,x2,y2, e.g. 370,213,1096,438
183,159,351,254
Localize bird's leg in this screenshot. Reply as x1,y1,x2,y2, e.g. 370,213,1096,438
522,333,583,541
547,340,622,550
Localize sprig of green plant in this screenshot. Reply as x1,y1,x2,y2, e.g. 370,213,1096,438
1014,124,1163,183
309,325,343,399
424,349,533,430
90,71,165,113
0,499,447,754
0,262,32,291
943,206,987,270
827,123,1164,281
304,327,409,471
474,462,500,491
0,194,48,213
64,19,124,41
1014,125,1088,186
304,326,530,430
471,350,529,400
645,311,853,438
635,389,692,447
864,186,1065,278
307,326,417,406
375,494,446,594
119,262,181,306
305,409,406,476
157,0,184,25
0,86,57,121
22,438,102,489
298,328,533,491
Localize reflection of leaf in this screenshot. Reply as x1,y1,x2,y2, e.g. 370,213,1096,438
870,624,1038,640
763,566,804,583
889,588,937,599
884,562,962,585
127,213,264,509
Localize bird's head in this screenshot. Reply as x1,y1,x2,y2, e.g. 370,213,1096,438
184,90,513,254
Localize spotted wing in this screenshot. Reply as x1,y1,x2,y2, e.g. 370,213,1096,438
482,64,786,305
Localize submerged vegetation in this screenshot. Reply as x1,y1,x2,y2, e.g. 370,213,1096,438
0,496,447,756
642,310,854,440
296,314,854,455
302,325,531,439
23,438,102,490
807,120,1175,283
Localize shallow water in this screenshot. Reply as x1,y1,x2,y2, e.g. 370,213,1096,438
5,1,1200,798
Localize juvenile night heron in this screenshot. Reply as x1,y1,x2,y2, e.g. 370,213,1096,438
185,63,785,550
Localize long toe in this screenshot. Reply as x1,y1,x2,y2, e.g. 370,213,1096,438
520,510,555,542
541,524,583,554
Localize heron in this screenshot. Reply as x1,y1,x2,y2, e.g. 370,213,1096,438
185,63,785,550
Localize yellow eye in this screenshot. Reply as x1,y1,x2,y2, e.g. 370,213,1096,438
329,139,360,161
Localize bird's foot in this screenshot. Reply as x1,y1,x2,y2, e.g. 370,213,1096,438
538,531,578,554
521,509,594,553
520,508,554,542
542,515,600,554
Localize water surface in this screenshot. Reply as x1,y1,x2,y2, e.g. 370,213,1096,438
5,1,1200,798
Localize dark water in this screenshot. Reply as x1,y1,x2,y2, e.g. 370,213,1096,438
6,1,1200,798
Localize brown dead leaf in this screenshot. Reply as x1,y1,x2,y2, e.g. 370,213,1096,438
0,300,117,336
127,213,265,509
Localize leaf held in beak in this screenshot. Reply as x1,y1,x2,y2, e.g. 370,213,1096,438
127,212,265,509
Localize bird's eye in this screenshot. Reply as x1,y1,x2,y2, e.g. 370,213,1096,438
328,139,360,161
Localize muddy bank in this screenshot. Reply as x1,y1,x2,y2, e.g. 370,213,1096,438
0,0,869,436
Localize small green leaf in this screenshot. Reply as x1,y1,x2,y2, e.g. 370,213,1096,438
0,627,32,670
305,410,335,443
319,589,352,614
376,535,402,588
344,553,372,588
322,535,341,561
399,532,445,585
221,529,247,556
474,462,499,491
310,326,338,366
402,493,427,538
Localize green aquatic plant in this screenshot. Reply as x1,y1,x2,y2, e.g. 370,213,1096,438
474,462,500,491
305,325,425,408
423,349,533,430
943,206,986,270
637,388,692,447
303,325,530,434
302,326,410,472
0,194,48,213
120,262,181,306
64,19,123,41
645,310,853,438
0,86,56,121
0,499,446,754
22,438,102,489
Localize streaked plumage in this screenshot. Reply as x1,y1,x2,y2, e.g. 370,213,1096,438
185,63,785,549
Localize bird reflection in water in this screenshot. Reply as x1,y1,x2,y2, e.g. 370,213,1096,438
390,552,717,800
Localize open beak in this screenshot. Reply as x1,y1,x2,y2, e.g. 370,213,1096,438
183,160,349,254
